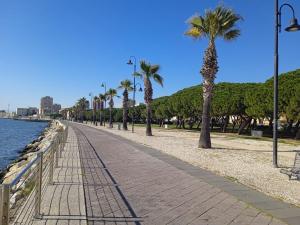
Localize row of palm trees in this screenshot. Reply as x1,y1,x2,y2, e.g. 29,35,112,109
72,6,241,147
73,60,164,136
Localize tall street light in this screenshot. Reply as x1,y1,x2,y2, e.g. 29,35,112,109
127,56,137,133
89,92,94,124
274,0,300,167
101,83,107,127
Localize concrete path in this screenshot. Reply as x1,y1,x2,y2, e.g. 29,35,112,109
70,122,298,225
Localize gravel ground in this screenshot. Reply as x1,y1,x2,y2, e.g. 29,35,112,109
85,122,300,206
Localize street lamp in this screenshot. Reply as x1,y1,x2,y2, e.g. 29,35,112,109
273,1,300,168
89,92,94,124
101,82,107,127
127,56,138,133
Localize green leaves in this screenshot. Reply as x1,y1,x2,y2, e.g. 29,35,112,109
223,29,241,41
185,5,242,41
153,74,164,87
137,60,164,87
148,69,300,123
118,79,133,92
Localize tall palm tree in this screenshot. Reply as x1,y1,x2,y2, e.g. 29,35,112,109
98,94,106,126
135,61,163,136
186,6,242,148
77,97,88,122
118,79,133,130
106,88,118,128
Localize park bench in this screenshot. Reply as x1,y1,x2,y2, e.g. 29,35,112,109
280,151,300,180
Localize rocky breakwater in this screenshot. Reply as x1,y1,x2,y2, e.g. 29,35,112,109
1,120,65,184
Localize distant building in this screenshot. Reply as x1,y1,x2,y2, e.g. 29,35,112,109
28,107,39,116
40,96,53,115
0,110,6,118
16,108,29,117
52,104,61,114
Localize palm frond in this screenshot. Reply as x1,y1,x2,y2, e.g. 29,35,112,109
134,72,143,78
150,65,160,74
186,6,242,41
185,15,206,38
99,94,106,100
118,79,133,90
140,61,150,74
223,29,240,41
153,74,164,87
185,27,202,38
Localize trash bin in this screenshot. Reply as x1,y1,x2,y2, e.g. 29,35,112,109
118,123,121,130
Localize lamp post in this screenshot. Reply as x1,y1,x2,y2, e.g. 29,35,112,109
127,56,137,133
101,83,107,127
89,92,94,124
273,0,300,167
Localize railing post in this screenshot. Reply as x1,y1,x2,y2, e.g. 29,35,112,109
35,152,43,219
55,137,59,168
0,184,10,225
59,132,63,158
48,144,54,185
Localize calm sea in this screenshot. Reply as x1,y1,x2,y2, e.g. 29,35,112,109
0,119,48,171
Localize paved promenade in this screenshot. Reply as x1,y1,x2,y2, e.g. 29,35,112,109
71,123,295,225
22,122,300,225
20,126,87,225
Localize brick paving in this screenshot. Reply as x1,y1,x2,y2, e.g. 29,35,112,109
72,123,293,225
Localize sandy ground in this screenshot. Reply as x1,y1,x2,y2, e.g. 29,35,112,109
84,122,300,206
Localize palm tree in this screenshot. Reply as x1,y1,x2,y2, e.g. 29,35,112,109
106,88,118,128
135,61,163,136
186,6,242,148
98,94,106,126
118,79,133,130
77,97,88,122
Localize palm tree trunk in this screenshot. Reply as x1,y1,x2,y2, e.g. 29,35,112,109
144,77,153,136
109,106,113,128
123,90,128,130
199,40,218,149
146,103,152,136
100,110,103,126
199,91,212,148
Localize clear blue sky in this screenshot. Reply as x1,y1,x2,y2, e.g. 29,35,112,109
0,0,299,111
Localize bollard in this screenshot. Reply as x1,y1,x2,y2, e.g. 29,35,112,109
35,152,43,219
0,184,10,225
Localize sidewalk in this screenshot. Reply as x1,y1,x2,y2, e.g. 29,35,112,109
16,122,299,225
72,122,291,225
28,126,87,225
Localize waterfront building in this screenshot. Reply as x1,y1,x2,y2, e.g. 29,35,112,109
28,107,39,116
16,108,29,117
0,110,6,118
40,96,53,115
52,104,61,114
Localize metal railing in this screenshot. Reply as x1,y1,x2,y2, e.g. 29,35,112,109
0,122,68,225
